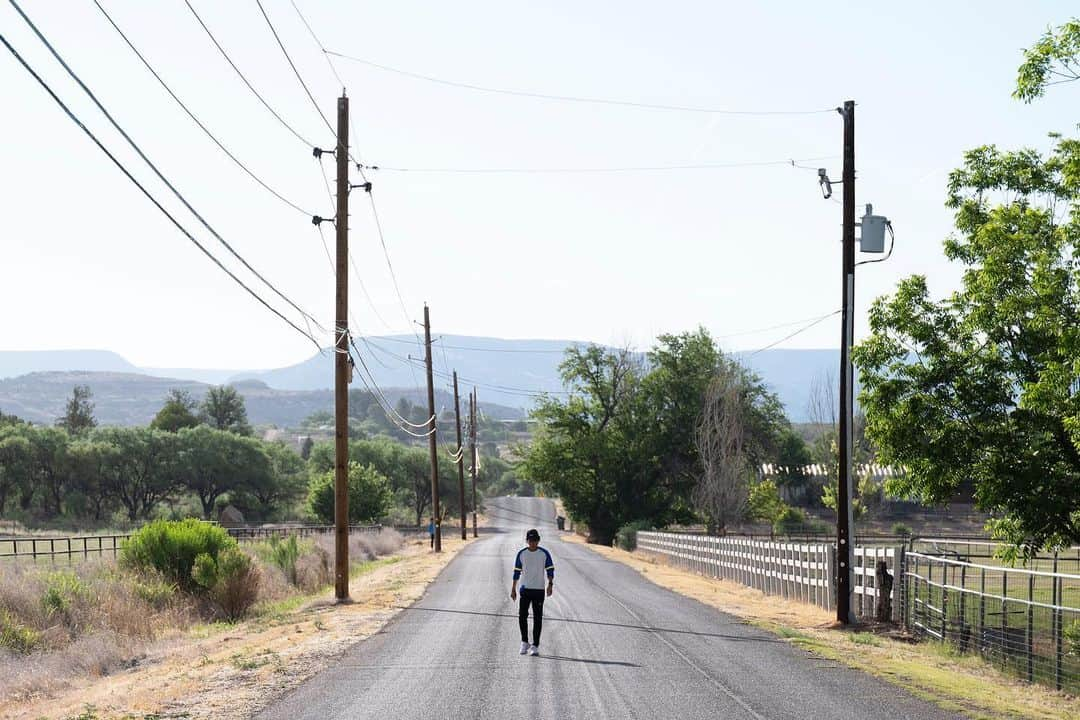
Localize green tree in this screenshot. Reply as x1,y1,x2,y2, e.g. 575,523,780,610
300,436,314,460
176,426,271,519
93,426,180,521
307,461,392,524
248,441,307,516
1015,19,1080,102
853,135,1080,551
65,438,118,522
151,389,200,432
200,386,251,436
26,425,70,516
57,385,96,436
0,426,32,515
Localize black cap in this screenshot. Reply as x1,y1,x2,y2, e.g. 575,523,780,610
526,528,540,541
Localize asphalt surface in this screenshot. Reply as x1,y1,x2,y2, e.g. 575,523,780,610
259,497,960,719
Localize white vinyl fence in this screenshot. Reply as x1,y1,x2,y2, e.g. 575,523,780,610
637,532,903,620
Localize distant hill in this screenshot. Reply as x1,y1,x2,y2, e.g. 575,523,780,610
0,340,855,423
0,371,524,427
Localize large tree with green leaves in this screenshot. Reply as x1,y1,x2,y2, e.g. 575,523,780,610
151,389,201,432
854,134,1080,551
1015,19,1080,102
176,425,272,518
57,385,96,436
200,385,251,436
307,461,392,524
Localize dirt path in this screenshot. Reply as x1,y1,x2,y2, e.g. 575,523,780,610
3,534,474,720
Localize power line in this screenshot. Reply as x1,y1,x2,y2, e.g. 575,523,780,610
92,0,314,217
288,0,344,88
9,0,327,336
745,311,841,356
326,49,836,116
0,30,323,352
184,0,323,149
254,0,335,137
366,157,837,175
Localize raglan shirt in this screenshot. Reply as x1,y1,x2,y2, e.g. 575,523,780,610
513,546,554,590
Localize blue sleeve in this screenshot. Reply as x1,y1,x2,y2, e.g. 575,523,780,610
543,548,554,579
512,549,523,580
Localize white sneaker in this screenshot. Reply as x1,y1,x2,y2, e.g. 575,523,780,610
528,645,539,656
519,641,529,655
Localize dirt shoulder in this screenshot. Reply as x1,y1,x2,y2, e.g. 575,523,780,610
5,534,475,720
564,535,1078,720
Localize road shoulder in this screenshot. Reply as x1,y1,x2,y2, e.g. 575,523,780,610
562,534,1077,720
3,534,476,720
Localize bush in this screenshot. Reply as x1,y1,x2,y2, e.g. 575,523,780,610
614,520,653,551
307,462,393,524
773,507,810,535
891,522,913,537
192,547,260,622
266,534,301,586
1065,620,1080,657
120,519,236,592
0,609,41,653
748,479,786,524
41,571,89,627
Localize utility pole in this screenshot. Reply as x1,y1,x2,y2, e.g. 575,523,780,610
836,99,856,624
470,388,478,538
423,304,441,552
333,93,350,601
453,371,466,540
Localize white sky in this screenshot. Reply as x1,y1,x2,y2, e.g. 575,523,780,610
2,0,1077,369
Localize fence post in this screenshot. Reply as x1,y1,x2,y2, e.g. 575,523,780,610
1027,572,1035,682
979,564,986,652
959,563,968,651
1000,572,1009,669
1053,553,1063,691
825,544,835,611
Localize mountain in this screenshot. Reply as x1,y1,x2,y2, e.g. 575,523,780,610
0,350,138,378
0,340,854,423
0,372,524,427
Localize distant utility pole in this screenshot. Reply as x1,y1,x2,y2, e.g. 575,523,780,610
423,304,442,552
470,388,478,538
333,93,350,601
836,99,856,625
453,371,467,541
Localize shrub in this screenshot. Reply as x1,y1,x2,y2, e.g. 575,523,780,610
41,571,88,622
369,528,404,556
773,506,810,535
748,479,786,525
1065,620,1080,657
307,462,393,524
192,547,260,621
127,573,177,610
615,520,653,551
891,522,913,537
267,535,301,586
0,609,41,653
120,519,236,592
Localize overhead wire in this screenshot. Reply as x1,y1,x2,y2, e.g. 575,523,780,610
745,311,841,356
183,0,323,149
0,30,323,353
92,0,314,218
347,333,436,432
9,0,329,338
254,0,336,137
325,49,837,116
366,156,837,175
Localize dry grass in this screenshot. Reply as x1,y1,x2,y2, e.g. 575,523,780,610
2,533,474,720
564,534,1080,720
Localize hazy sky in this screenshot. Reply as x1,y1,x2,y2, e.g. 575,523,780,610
2,1,1076,370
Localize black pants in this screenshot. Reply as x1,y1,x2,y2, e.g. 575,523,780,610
518,588,545,646
429,533,434,548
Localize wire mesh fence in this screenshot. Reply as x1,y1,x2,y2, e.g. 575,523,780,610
905,551,1080,692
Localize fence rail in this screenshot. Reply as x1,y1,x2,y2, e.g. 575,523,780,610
635,530,1080,693
0,524,386,563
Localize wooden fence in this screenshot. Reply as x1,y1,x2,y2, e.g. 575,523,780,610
0,524,386,563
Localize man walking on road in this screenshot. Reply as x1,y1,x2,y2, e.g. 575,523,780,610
510,528,554,656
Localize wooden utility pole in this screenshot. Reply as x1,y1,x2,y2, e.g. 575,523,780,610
836,99,856,624
423,304,442,552
470,388,478,538
453,371,466,540
333,93,350,601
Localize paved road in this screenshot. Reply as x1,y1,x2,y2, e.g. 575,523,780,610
260,497,959,719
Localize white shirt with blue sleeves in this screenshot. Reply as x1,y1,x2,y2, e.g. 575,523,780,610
513,546,554,590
